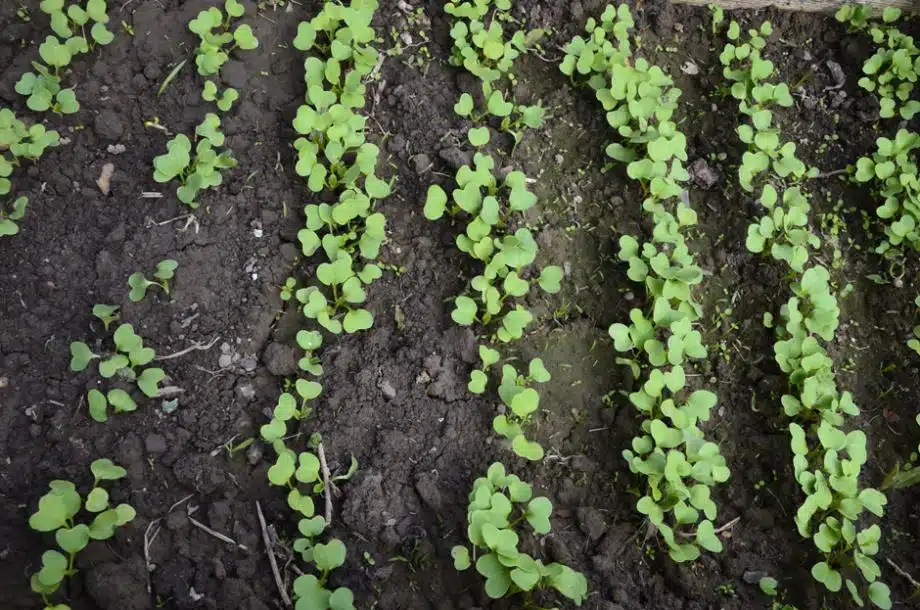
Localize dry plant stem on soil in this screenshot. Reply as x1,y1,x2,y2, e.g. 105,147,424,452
256,501,292,607
674,0,914,10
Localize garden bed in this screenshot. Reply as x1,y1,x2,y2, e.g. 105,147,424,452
1,0,918,609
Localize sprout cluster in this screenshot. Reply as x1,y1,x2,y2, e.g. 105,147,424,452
0,109,60,236
16,0,116,114
562,3,729,563
260,1,390,607
451,463,588,605
425,0,561,463
836,6,919,120
720,16,891,609
153,0,258,207
71,322,166,421
29,459,136,610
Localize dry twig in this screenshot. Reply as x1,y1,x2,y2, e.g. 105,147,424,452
155,336,220,361
678,516,741,538
886,557,920,590
187,504,249,551
256,501,291,607
318,443,334,526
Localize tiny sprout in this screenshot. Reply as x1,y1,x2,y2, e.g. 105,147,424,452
128,259,178,301
92,304,120,330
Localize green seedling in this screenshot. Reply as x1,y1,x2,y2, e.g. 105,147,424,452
202,80,239,111
71,322,165,419
128,259,178,301
718,16,891,609
428,0,562,466
28,458,135,606
189,0,258,77
0,196,28,236
490,360,551,461
39,0,115,47
259,410,356,609
258,2,386,606
853,129,920,256
153,127,237,207
452,462,589,604
837,6,919,119
91,304,119,330
15,60,79,115
563,3,728,563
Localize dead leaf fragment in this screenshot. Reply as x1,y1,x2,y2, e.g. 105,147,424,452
97,163,115,195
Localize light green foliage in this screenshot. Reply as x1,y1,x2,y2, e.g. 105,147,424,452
128,259,178,301
259,411,356,609
0,196,28,237
445,0,544,142
720,16,890,609
155,0,255,207
18,0,115,114
720,21,818,275
291,0,387,346
0,109,60,235
152,128,237,207
452,463,589,604
491,361,551,461
853,129,920,256
189,0,259,77
91,304,120,330
71,322,164,420
563,4,728,562
28,459,135,604
836,6,919,120
261,3,386,607
428,0,558,462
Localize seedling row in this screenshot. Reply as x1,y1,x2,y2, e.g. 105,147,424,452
3,1,919,609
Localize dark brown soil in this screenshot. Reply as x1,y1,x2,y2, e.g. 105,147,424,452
1,1,919,610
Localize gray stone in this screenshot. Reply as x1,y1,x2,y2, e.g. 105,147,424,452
93,109,125,141
145,434,167,454
439,146,473,170
221,60,249,89
577,507,607,542
414,472,443,511
379,379,396,400
689,158,720,190
263,342,300,376
412,153,431,175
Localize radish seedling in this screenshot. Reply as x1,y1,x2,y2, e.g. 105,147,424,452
718,17,891,608
189,1,259,77
71,322,166,420
452,463,588,604
28,458,135,607
128,259,178,301
431,0,561,464
564,3,728,563
153,130,237,207
0,196,28,236
91,304,119,330
837,6,919,120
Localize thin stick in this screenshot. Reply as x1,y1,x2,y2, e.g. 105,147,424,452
886,558,920,589
318,443,333,526
816,169,849,178
256,501,291,607
678,516,741,538
673,0,914,11
156,336,220,361
143,519,161,594
187,508,249,551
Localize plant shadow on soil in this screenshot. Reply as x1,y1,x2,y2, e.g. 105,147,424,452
0,1,919,609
